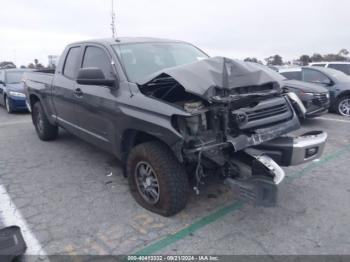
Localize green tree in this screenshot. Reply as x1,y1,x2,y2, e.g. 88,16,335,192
244,57,259,63
338,49,349,56
0,61,16,69
299,55,311,66
265,55,283,66
311,53,323,62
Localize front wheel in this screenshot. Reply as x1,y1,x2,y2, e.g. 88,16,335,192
127,141,190,216
32,101,58,141
335,96,350,116
5,96,14,114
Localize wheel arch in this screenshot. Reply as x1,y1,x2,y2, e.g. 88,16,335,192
335,91,350,115
336,90,350,100
120,129,170,163
29,94,40,108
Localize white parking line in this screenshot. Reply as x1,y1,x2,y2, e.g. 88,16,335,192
0,120,32,127
318,117,350,124
0,184,47,256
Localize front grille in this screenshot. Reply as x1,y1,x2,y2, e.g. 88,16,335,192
246,103,289,121
313,93,329,105
231,97,293,130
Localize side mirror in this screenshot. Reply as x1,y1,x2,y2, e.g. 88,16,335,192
76,68,116,87
0,80,5,86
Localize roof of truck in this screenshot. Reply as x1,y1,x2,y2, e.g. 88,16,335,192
71,37,184,45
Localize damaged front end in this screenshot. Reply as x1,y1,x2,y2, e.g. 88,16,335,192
138,57,327,206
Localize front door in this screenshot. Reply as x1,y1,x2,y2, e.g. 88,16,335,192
74,45,118,152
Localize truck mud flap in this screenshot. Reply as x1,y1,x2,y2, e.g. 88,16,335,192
255,130,327,166
0,226,27,262
225,177,278,206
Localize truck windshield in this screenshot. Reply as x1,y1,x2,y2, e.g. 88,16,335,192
113,43,208,83
6,71,25,84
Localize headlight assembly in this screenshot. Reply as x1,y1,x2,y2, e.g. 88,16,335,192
173,113,207,137
9,91,26,98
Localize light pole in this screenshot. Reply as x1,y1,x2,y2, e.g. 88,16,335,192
111,0,116,38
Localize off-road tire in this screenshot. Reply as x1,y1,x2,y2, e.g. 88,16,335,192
127,141,190,216
32,101,58,141
335,95,350,116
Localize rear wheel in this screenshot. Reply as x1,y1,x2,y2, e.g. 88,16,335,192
32,101,58,141
335,96,350,116
127,141,190,216
4,96,13,114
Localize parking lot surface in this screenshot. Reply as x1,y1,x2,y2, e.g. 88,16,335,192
0,109,350,256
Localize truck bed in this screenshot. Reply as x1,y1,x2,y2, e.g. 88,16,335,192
24,70,54,86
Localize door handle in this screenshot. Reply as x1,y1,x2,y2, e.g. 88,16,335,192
74,88,83,97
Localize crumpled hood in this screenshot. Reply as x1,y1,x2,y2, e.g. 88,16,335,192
283,79,328,93
138,57,282,99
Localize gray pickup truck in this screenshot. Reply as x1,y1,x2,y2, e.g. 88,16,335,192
24,37,327,216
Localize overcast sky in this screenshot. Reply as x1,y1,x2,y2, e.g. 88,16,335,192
0,0,349,66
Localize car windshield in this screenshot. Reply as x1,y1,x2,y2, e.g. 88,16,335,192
113,42,208,83
6,71,25,84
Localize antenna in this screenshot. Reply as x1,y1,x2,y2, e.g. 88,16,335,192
111,0,116,38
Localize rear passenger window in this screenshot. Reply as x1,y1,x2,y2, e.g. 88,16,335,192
63,47,81,79
303,69,329,83
328,64,350,75
280,71,302,80
82,46,113,78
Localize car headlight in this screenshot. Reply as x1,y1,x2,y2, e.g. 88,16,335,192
326,93,330,98
9,91,26,98
173,114,207,136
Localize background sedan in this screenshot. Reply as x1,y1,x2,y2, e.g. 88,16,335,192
247,62,330,118
280,67,350,116
0,69,31,113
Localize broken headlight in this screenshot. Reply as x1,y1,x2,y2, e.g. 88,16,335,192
175,113,207,136
172,101,208,137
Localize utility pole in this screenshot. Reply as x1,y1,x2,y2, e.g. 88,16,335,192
111,0,116,38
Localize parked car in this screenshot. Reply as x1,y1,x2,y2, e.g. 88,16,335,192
247,63,330,118
0,69,31,113
24,38,327,216
310,62,350,75
280,67,350,116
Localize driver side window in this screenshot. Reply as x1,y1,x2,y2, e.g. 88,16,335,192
303,69,330,84
82,46,113,79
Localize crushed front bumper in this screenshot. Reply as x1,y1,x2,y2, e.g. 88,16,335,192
255,130,327,166
226,130,327,206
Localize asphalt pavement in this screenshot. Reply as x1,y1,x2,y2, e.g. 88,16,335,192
0,108,349,256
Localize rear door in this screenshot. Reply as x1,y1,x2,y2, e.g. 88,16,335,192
74,44,118,152
52,45,82,135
